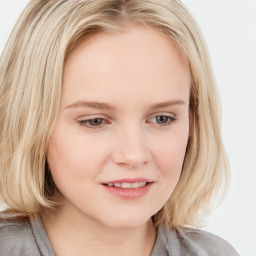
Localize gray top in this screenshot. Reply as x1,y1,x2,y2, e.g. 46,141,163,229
0,214,239,256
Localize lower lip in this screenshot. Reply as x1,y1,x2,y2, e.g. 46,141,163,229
102,183,153,200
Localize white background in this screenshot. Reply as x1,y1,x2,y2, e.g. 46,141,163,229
0,1,255,255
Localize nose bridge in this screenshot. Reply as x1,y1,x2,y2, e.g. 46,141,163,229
112,123,151,168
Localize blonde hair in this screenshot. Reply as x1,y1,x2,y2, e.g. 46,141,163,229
0,0,229,228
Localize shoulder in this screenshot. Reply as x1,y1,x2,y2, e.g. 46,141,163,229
178,227,239,255
0,213,32,241
156,225,239,256
0,213,40,256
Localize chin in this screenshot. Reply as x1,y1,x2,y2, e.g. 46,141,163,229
100,212,154,230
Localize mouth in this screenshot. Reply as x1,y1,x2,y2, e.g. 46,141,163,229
103,181,150,189
101,179,154,199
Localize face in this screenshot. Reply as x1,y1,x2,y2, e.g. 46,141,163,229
47,25,191,229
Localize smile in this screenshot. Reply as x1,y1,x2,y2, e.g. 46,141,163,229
106,182,147,188
102,179,154,199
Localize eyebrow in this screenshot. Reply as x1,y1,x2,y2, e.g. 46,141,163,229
66,101,113,110
151,100,185,109
65,99,185,110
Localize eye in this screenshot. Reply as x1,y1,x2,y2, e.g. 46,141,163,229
78,118,106,128
149,115,176,126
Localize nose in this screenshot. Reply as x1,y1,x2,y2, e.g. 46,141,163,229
112,125,152,168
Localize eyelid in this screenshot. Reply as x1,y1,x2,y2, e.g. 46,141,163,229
147,111,176,120
147,113,177,126
76,114,107,121
76,112,177,129
77,115,110,129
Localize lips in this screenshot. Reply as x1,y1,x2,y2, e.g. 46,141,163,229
101,178,154,199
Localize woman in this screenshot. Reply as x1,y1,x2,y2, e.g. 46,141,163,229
0,0,239,255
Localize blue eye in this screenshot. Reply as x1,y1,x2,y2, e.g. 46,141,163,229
150,115,176,126
78,118,105,128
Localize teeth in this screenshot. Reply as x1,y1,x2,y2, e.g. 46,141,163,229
122,182,132,188
106,182,147,188
131,182,138,188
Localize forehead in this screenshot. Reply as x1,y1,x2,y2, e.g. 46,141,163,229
62,25,191,107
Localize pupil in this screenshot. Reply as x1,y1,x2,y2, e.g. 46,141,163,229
89,118,102,126
157,116,168,124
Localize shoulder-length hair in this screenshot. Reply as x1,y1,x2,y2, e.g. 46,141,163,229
0,0,229,228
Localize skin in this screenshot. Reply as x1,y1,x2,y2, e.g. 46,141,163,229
42,25,191,256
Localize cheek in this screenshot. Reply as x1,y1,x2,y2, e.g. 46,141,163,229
47,127,99,187
144,131,189,215
46,123,113,191
151,130,188,180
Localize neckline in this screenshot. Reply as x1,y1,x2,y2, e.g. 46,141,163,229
29,214,169,256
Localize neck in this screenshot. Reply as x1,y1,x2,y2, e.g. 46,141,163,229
40,200,156,256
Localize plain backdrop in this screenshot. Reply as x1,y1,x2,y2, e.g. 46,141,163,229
0,1,255,255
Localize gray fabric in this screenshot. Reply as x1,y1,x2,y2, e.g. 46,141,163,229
0,214,239,256
0,215,43,256
151,225,239,256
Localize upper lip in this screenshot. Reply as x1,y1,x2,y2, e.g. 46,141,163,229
102,178,154,184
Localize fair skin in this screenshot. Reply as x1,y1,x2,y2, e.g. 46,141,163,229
42,25,191,256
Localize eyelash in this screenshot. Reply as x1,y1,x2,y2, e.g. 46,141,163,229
148,116,177,126
77,115,177,129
